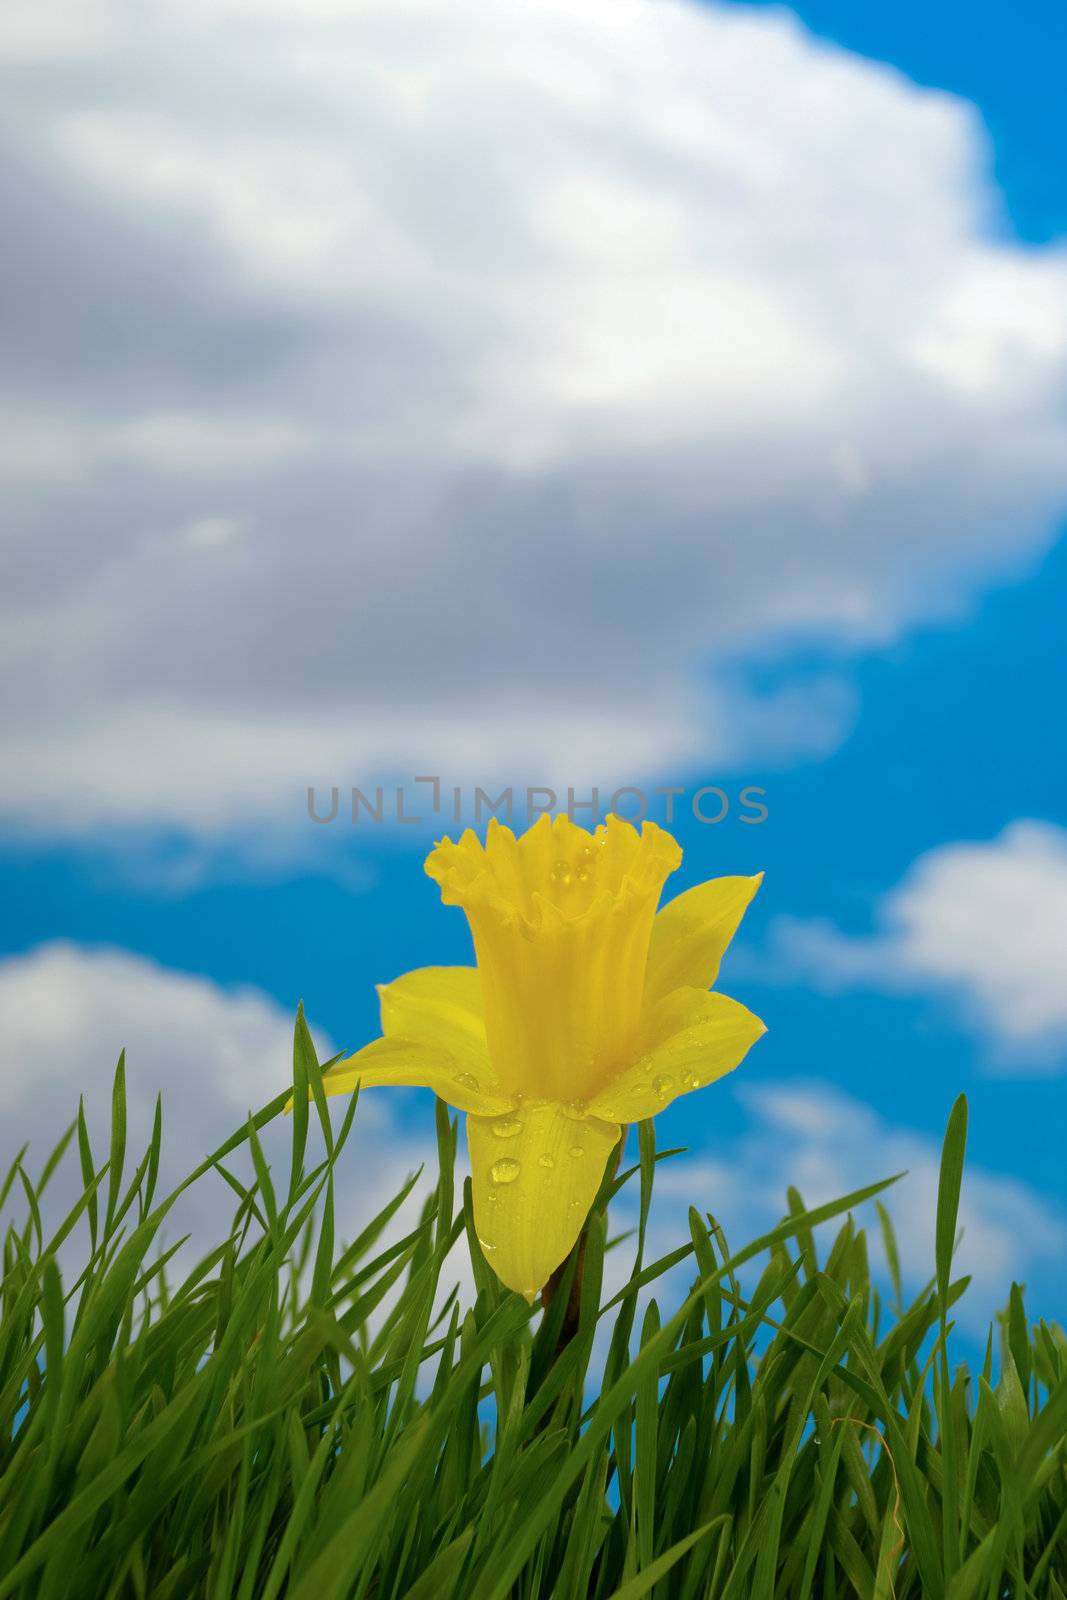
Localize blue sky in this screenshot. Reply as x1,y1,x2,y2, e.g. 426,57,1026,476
2,0,1065,1335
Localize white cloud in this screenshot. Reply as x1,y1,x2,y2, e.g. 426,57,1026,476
1,0,1067,837
0,0,114,60
770,820,1067,1067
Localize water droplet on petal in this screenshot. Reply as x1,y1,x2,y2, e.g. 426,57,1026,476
492,1117,523,1139
550,859,573,886
457,1071,480,1090
576,866,590,883
564,1099,588,1119
538,1153,556,1170
490,1157,521,1185
682,1070,701,1090
569,1144,585,1158
652,1074,673,1096
478,1237,497,1254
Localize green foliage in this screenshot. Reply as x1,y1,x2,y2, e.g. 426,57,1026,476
1,1022,1065,1599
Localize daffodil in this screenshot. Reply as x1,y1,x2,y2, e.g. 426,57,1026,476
319,814,765,1300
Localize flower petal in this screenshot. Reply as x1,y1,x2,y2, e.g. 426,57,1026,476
321,1036,513,1115
643,873,763,1006
587,987,765,1122
379,966,485,1053
467,1102,621,1299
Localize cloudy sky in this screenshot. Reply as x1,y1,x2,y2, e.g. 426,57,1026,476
2,0,1065,1336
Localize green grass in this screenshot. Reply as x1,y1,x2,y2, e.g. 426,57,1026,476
1,1009,1065,1599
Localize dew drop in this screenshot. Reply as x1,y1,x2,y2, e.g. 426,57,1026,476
492,1117,523,1139
682,1070,701,1090
576,866,590,883
538,1153,556,1170
457,1071,480,1090
478,1237,497,1254
550,859,573,887
563,1098,588,1119
652,1074,673,1095
569,1144,585,1159
490,1157,521,1185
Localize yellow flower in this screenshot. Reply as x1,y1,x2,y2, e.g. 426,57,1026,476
319,814,765,1300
